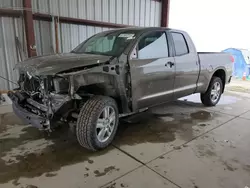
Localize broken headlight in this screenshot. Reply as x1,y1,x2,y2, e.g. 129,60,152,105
53,77,69,94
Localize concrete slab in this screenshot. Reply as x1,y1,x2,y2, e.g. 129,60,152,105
0,112,27,137
114,101,234,163
148,117,250,188
180,93,250,116
226,78,250,93
0,105,12,115
0,94,13,115
239,111,250,120
101,166,179,188
0,120,141,188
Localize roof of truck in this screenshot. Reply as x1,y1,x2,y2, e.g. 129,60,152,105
109,27,171,31
104,27,184,34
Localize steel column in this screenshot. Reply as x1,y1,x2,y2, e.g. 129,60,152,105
54,17,60,53
161,0,170,27
23,0,37,57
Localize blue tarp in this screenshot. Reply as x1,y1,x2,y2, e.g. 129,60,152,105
223,48,250,78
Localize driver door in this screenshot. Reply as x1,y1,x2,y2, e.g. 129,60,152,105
128,30,176,111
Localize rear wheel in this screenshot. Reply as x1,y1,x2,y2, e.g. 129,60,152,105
76,96,119,151
200,76,223,106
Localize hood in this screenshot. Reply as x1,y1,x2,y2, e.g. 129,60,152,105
16,53,112,76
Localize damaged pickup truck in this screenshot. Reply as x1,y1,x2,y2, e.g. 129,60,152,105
8,27,233,151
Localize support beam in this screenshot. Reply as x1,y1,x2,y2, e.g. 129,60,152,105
161,0,170,27
23,0,37,57
54,17,60,53
33,13,131,28
0,9,22,18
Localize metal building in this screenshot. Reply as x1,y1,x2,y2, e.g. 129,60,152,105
0,0,170,90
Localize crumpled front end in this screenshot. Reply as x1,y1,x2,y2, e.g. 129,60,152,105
8,73,72,130
9,53,131,130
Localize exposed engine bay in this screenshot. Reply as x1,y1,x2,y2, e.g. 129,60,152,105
9,73,75,131
8,56,131,131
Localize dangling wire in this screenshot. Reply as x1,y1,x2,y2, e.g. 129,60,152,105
0,75,18,86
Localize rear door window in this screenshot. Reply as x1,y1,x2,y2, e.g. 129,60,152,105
171,32,189,56
137,31,169,59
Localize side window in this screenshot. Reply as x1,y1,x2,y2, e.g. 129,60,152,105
137,31,169,59
171,32,189,56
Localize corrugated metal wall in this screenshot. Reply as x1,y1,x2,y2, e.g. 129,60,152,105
60,24,111,53
0,0,25,90
0,17,26,90
31,0,161,27
34,20,54,55
0,0,23,8
33,0,162,54
34,21,113,55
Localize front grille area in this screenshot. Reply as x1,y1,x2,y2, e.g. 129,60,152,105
19,74,41,92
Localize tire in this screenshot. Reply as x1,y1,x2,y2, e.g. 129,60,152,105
200,76,223,106
76,96,119,151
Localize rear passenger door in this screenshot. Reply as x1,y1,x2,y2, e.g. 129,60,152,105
170,32,199,98
129,30,176,111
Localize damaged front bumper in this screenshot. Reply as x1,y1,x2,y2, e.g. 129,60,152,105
8,92,48,129
12,100,49,129
8,91,71,130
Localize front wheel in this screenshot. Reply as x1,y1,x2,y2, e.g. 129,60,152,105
76,96,119,151
200,76,223,106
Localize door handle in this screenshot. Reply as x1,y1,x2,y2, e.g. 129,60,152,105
166,61,175,68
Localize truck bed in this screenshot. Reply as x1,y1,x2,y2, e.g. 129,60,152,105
196,52,233,93
198,52,232,70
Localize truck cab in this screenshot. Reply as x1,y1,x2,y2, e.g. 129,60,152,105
128,28,200,111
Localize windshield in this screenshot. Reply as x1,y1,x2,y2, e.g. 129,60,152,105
72,31,137,56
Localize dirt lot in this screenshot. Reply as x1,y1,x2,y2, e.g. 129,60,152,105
1,81,250,188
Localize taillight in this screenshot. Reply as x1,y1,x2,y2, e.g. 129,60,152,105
230,55,234,63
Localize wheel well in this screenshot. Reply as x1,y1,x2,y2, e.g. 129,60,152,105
213,69,226,92
76,84,124,113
